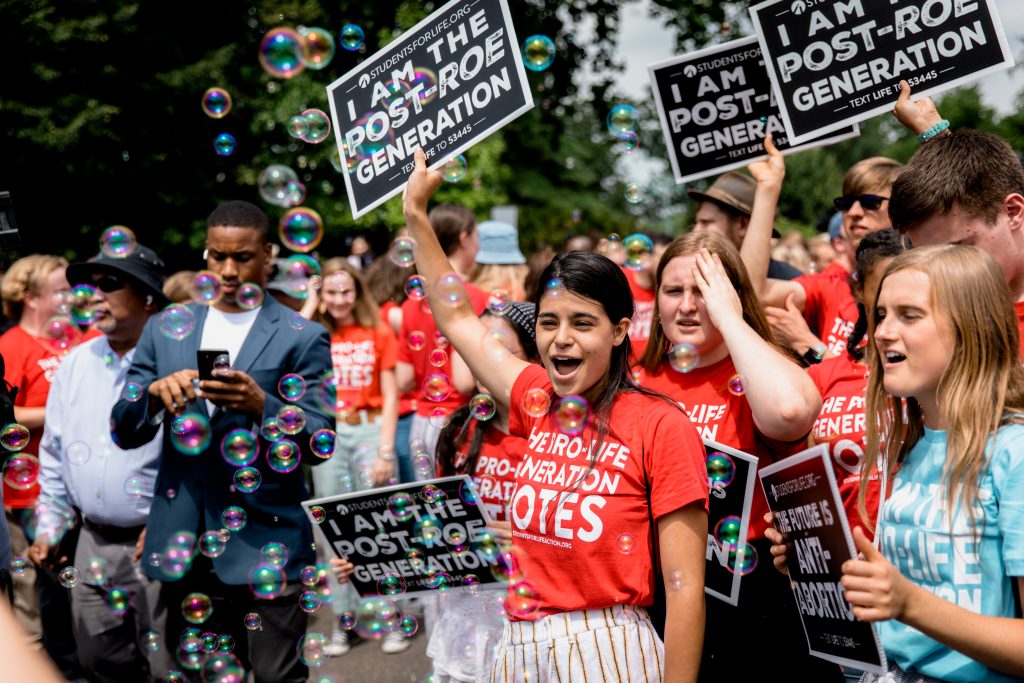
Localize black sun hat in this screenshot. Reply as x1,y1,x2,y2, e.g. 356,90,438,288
66,244,170,308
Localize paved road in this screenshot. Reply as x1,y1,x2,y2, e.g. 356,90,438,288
306,606,432,682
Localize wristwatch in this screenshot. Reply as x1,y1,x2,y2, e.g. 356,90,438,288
802,342,826,365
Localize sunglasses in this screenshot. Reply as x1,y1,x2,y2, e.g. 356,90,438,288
91,273,127,293
833,194,889,211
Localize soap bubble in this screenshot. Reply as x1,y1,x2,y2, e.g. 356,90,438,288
267,440,300,473
310,429,336,459
668,342,699,373
42,316,83,353
258,165,300,208
9,556,29,576
201,88,232,119
106,586,130,616
353,596,399,639
233,467,261,494
504,580,541,618
260,542,288,569
67,440,91,465
199,530,227,558
427,406,451,430
278,374,307,401
58,565,81,588
278,207,323,253
388,237,416,267
299,590,321,613
299,26,336,70
100,225,136,258
244,612,262,630
248,563,287,599
123,474,147,499
377,574,406,599
158,305,196,341
339,24,365,51
428,348,448,368
1,423,30,451
287,115,309,140
727,374,745,396
69,284,100,326
301,109,331,144
201,653,245,683
469,394,496,421
522,35,556,71
521,388,551,417
616,130,639,154
171,413,211,455
607,105,638,137
289,312,307,330
442,155,467,183
189,271,223,305
259,28,305,79
181,592,213,624
388,492,415,522
3,453,40,490
552,395,589,436
309,506,326,524
728,542,758,576
237,283,264,311
277,405,306,435
221,506,247,531
624,183,644,205
714,515,742,548
404,275,427,301
422,373,452,402
436,273,466,307
459,479,479,505
487,289,512,315
261,418,283,442
616,532,636,554
213,133,236,156
623,233,654,270
398,615,418,636
706,452,736,487
220,429,258,467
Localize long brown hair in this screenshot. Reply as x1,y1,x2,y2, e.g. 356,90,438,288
639,231,779,372
861,245,1024,531
316,258,379,330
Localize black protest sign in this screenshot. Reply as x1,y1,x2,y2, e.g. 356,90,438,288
302,475,504,597
750,0,1014,144
649,37,859,185
703,439,759,606
327,0,534,219
759,445,886,674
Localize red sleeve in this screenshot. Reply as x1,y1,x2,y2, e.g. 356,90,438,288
378,324,398,371
396,299,414,364
642,401,709,517
794,273,825,329
466,282,490,315
508,364,553,438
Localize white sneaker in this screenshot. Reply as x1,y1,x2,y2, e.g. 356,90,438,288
380,630,410,654
323,627,352,657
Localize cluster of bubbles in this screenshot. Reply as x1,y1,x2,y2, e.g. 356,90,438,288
258,165,305,209
286,108,332,145
522,35,555,72
278,207,324,253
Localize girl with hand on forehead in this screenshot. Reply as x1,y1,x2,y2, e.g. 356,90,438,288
402,148,709,682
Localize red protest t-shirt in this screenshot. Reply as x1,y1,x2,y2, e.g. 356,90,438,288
808,354,882,539
397,281,489,417
795,261,858,356
331,323,397,413
623,268,655,358
0,325,100,507
507,364,708,619
451,421,525,523
380,302,416,416
636,356,801,540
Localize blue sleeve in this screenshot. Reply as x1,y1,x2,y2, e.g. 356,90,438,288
110,316,162,450
996,429,1024,576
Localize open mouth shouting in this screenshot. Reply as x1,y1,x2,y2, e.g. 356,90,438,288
550,355,583,381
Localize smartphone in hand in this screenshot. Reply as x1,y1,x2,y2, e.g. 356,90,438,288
197,350,230,381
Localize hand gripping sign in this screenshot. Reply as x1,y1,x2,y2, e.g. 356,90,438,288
649,36,859,185
327,0,534,219
759,445,886,675
749,0,1014,144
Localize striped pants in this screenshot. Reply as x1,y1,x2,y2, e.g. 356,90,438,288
490,605,665,683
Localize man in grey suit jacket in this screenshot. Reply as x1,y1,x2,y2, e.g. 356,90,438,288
111,201,333,682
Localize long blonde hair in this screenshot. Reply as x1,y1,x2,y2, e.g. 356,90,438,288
316,258,379,330
862,245,1024,530
639,231,781,372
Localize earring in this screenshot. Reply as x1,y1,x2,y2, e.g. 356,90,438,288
145,295,154,306
203,249,209,260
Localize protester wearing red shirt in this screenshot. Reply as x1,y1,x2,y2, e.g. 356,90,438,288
637,230,837,682
402,148,708,682
396,203,488,464
742,135,903,361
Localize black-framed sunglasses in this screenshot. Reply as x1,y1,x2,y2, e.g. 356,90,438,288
91,273,127,293
833,194,889,211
